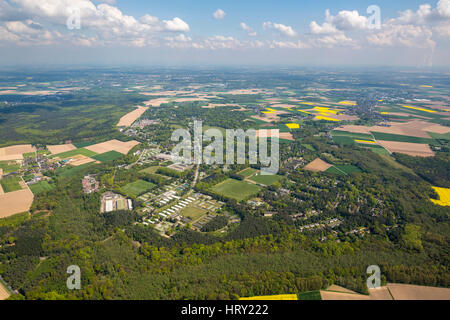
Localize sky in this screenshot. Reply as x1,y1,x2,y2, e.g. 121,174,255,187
0,0,449,67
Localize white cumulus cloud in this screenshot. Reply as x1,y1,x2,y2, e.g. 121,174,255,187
263,21,297,37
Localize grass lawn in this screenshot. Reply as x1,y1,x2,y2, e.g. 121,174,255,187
123,180,156,197
92,151,123,162
211,179,262,201
0,176,23,193
0,161,21,173
248,172,283,186
297,291,322,300
51,148,97,159
238,167,258,178
180,206,207,221
29,181,55,195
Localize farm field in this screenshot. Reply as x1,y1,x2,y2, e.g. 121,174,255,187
0,161,21,174
117,106,148,127
47,144,77,155
29,181,55,195
297,291,322,300
0,281,10,300
92,151,124,162
430,187,450,206
55,162,96,177
0,144,36,161
123,180,156,197
377,140,434,157
0,176,23,193
370,132,434,144
248,172,283,186
304,158,332,172
51,148,98,159
85,139,140,155
211,179,262,201
0,188,34,218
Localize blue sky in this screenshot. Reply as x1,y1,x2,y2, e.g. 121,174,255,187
0,0,449,66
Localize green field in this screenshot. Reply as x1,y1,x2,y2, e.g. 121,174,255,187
427,131,450,140
370,132,434,144
332,130,374,140
180,206,207,221
23,152,36,158
55,162,96,177
0,176,22,193
73,141,96,148
51,148,98,159
141,166,164,174
123,180,156,197
332,135,356,145
325,165,361,175
361,144,390,155
239,167,258,178
92,151,123,162
248,172,283,186
29,181,55,195
0,161,21,174
301,144,315,151
297,290,322,300
211,179,262,201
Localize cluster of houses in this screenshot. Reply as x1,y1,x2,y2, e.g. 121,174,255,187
82,174,99,194
299,218,342,232
157,196,196,219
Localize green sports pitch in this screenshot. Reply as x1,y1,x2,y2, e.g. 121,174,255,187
122,180,156,197
211,179,262,201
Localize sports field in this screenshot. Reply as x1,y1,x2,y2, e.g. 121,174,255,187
248,172,283,186
180,206,207,221
123,180,156,197
211,179,262,201
92,151,124,162
29,181,55,195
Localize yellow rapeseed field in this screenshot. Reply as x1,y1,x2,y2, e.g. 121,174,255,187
338,101,357,106
401,105,436,113
315,116,340,122
286,123,300,129
431,187,450,207
240,294,298,300
355,139,377,144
